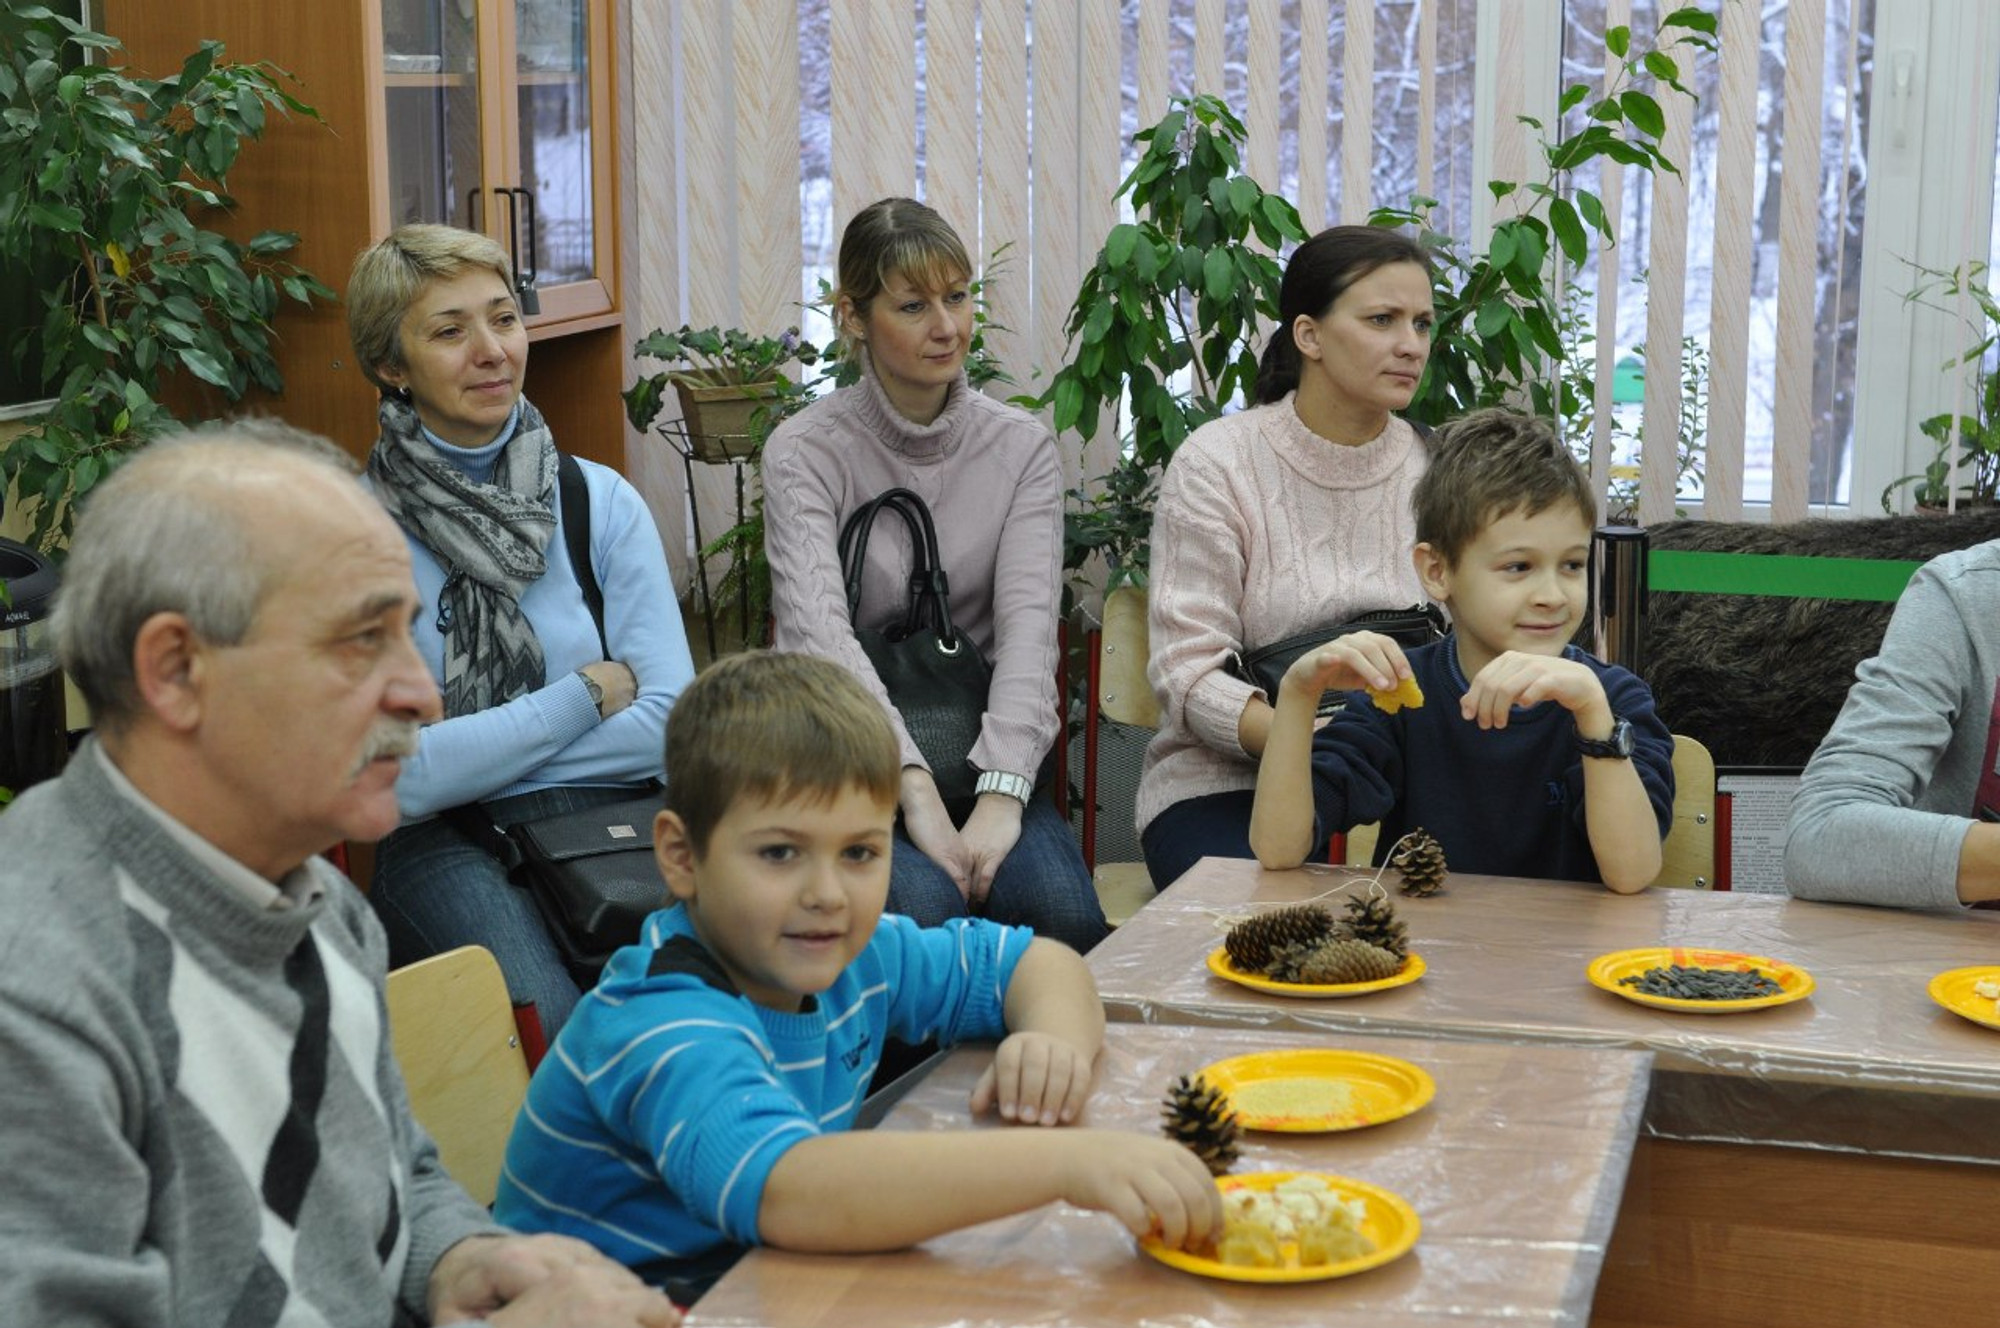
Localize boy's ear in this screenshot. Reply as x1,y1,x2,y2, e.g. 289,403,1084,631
1412,542,1453,602
654,809,699,904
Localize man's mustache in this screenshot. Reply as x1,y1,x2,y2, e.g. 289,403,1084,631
354,719,422,774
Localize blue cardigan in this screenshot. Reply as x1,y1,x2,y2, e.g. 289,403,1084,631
1308,638,1676,884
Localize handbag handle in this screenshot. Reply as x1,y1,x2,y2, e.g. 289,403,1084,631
837,488,965,650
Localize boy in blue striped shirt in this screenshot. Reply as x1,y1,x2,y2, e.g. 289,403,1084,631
496,652,1219,1302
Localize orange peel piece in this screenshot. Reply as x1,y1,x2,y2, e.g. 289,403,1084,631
1367,674,1425,714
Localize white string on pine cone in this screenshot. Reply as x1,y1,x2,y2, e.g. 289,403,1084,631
1197,833,1430,935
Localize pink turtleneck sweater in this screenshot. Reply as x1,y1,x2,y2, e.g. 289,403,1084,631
1135,395,1430,834
763,365,1064,782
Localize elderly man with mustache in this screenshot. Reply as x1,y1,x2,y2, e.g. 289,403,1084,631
0,421,679,1328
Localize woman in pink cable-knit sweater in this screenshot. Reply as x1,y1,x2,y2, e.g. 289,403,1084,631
763,199,1106,953
1138,226,1438,889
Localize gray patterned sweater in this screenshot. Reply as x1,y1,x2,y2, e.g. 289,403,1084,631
0,743,501,1325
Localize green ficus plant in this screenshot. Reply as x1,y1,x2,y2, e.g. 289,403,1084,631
1029,93,1307,583
0,5,333,553
1881,259,2000,513
1370,7,1718,428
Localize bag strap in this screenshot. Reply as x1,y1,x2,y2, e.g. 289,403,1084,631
557,452,609,660
440,803,524,871
439,453,603,863
837,487,963,648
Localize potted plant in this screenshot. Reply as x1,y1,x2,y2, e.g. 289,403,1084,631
0,6,333,553
1370,10,1715,429
623,324,821,463
1022,93,1307,588
1037,8,1714,590
1880,260,1999,514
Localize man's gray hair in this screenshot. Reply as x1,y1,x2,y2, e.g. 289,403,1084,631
53,419,360,733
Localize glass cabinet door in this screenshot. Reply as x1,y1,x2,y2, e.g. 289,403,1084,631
511,0,612,320
380,0,488,231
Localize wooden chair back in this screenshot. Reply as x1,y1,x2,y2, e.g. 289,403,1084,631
385,945,531,1206
1097,585,1160,729
1655,733,1717,888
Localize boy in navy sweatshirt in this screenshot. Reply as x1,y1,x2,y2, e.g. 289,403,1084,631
1251,408,1674,892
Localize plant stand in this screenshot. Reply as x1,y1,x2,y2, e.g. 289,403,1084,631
660,421,752,661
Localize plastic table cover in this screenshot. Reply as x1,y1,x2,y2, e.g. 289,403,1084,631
1088,860,2000,1162
685,1022,1650,1328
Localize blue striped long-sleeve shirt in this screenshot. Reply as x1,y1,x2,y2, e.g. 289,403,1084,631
494,906,1031,1280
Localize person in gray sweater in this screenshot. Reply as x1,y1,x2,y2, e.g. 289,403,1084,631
1785,540,2000,909
0,422,677,1326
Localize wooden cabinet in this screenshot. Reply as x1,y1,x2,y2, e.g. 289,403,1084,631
103,0,627,470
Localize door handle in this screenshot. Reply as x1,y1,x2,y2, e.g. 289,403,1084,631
493,186,541,314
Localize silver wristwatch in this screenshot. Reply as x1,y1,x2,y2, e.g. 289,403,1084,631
577,669,604,714
974,770,1035,806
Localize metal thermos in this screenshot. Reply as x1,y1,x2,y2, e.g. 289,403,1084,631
1590,525,1649,672
0,536,65,797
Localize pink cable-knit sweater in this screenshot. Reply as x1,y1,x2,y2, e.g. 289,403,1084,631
763,364,1063,781
1135,396,1430,834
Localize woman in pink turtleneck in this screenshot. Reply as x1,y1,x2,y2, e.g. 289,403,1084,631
1138,226,1438,890
763,198,1106,953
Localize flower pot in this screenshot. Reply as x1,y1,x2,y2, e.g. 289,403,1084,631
673,379,785,462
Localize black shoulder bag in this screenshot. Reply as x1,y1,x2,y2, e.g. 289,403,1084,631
441,453,665,981
838,487,992,811
1231,603,1449,719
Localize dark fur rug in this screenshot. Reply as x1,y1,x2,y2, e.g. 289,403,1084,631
1637,507,2000,768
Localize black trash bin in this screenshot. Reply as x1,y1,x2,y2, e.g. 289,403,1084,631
0,537,65,797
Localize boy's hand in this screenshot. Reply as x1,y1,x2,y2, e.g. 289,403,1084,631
1060,1133,1224,1251
970,1030,1094,1126
1278,631,1411,704
1462,652,1612,731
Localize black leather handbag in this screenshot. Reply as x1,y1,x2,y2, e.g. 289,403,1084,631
838,487,991,809
506,795,668,971
1232,603,1448,717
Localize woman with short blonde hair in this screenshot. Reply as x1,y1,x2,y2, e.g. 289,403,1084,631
348,223,694,1035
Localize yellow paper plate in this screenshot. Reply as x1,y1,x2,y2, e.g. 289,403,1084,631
1198,1049,1436,1132
1928,965,2000,1031
1206,946,1426,998
1586,947,1813,1013
1141,1171,1420,1283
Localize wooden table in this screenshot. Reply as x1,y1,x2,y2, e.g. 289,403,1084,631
1087,859,2000,1327
686,1023,1651,1328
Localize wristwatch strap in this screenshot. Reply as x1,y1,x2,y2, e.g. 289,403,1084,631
1575,715,1634,759
974,770,1035,805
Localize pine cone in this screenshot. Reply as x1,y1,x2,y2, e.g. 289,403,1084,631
1390,828,1448,897
1342,892,1409,960
1223,903,1337,973
1291,937,1405,985
1161,1073,1240,1175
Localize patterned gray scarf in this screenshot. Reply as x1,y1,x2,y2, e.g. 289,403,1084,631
366,394,558,718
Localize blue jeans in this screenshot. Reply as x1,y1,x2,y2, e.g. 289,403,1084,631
1139,788,1262,893
371,784,644,1038
889,796,1109,953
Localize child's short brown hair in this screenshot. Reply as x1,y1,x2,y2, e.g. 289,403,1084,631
1413,408,1597,565
663,651,901,856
